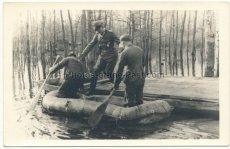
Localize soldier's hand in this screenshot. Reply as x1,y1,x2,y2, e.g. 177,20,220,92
118,47,124,53
49,67,55,74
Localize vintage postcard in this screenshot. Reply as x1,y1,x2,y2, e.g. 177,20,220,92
3,2,229,146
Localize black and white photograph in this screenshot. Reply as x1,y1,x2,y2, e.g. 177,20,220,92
3,2,229,146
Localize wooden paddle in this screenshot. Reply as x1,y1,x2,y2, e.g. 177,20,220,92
88,89,115,128
17,55,60,121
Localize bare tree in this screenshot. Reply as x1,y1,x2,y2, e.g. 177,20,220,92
159,10,163,74
68,10,75,52
169,11,173,75
149,10,153,74
187,11,191,76
108,10,113,29
204,10,215,77
60,10,67,57
192,10,197,77
172,11,175,75
164,11,168,75
142,11,147,70
104,11,107,28
26,11,32,97
175,10,178,76
145,10,150,73
81,10,87,71
214,11,219,77
201,11,205,77
41,10,46,79
53,10,56,57
139,11,142,49
180,11,186,76
87,10,94,72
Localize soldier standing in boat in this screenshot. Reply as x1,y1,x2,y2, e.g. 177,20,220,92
78,20,120,96
113,34,145,107
49,52,84,98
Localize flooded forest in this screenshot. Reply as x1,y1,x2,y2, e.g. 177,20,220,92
9,9,220,140
13,10,219,97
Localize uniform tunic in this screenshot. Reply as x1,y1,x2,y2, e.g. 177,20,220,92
80,29,120,93
114,44,145,103
51,57,84,98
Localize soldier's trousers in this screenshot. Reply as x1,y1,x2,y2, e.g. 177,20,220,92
124,78,145,103
58,77,83,98
89,55,118,93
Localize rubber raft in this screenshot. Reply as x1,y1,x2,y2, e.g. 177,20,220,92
42,90,174,124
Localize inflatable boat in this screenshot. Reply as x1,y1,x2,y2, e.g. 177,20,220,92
36,78,108,93
42,90,174,124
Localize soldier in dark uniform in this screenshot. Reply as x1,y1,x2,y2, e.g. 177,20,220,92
78,20,120,96
49,52,84,98
113,34,145,107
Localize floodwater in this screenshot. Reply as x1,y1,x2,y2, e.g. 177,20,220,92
13,65,219,140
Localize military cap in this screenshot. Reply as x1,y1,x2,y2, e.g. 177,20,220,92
120,34,131,41
92,20,104,27
68,52,76,57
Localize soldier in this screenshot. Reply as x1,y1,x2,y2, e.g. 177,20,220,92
78,20,120,96
113,34,145,107
49,52,84,98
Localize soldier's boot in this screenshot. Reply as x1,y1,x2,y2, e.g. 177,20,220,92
136,100,143,106
84,75,98,96
123,100,137,107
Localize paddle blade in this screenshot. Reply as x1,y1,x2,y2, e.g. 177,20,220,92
27,87,43,112
88,100,109,128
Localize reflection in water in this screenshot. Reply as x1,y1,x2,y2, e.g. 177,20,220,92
13,55,219,140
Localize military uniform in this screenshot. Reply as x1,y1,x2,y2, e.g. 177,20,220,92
80,20,120,94
114,35,145,107
51,53,84,98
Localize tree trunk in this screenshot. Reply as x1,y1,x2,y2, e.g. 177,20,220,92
68,10,75,52
53,10,58,77
81,10,87,72
131,11,135,43
87,10,94,72
172,11,175,75
104,11,107,28
26,12,32,98
49,12,53,67
214,11,219,77
41,10,46,79
97,10,101,20
144,11,150,74
60,10,67,58
108,10,112,30
204,10,215,77
164,11,168,75
142,11,146,71
201,11,205,77
149,10,153,74
192,10,197,77
180,11,186,76
169,11,173,75
187,11,191,76
159,10,162,74
175,10,178,76
139,11,142,49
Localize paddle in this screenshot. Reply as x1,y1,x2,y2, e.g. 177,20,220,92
88,89,115,128
17,55,60,121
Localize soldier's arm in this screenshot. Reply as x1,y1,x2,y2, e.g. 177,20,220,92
114,52,127,87
51,58,68,73
111,32,120,45
80,34,98,58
